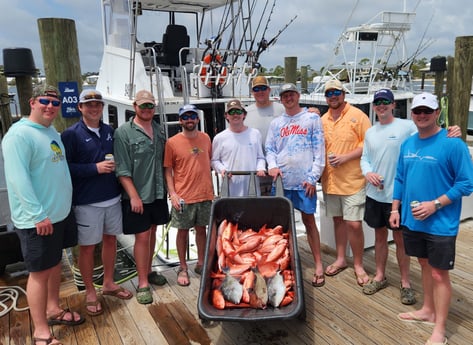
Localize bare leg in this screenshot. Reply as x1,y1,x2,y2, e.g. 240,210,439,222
194,225,207,267
393,230,411,288
429,267,451,343
373,226,388,282
326,216,348,274
134,229,151,288
347,220,368,284
148,224,157,274
176,228,190,285
28,268,53,340
79,244,101,313
301,212,324,277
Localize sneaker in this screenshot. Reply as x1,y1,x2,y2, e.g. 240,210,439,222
148,271,167,286
362,278,388,295
400,285,416,305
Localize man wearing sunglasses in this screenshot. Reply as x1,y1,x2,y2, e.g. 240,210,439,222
114,90,169,304
211,99,266,196
61,89,132,316
360,89,461,302
3,84,84,345
245,76,285,144
320,79,372,287
389,92,473,345
164,104,213,287
266,83,326,287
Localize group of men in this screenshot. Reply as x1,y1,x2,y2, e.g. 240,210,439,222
3,75,473,345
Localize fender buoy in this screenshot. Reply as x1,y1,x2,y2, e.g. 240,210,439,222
200,54,227,87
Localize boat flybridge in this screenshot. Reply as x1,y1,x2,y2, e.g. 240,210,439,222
97,0,294,138
299,10,420,124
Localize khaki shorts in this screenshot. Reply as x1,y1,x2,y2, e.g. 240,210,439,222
324,188,366,221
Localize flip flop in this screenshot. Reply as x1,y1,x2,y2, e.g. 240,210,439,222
312,274,325,287
102,287,133,300
47,308,85,326
85,300,103,316
33,336,63,345
397,311,435,325
425,337,448,345
324,264,348,277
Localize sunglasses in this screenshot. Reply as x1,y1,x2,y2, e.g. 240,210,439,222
138,103,155,109
38,98,61,107
373,99,392,106
412,108,435,115
325,89,343,98
180,113,198,120
82,92,102,101
252,85,268,92
228,109,244,116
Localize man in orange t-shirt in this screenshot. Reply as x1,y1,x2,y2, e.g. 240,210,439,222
164,104,214,286
320,79,371,287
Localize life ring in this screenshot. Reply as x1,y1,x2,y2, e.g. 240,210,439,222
200,54,227,87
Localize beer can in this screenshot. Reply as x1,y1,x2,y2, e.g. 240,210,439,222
410,200,420,209
179,199,185,214
105,154,114,162
377,176,384,191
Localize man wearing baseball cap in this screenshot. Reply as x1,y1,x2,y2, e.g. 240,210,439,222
114,89,169,304
211,99,266,196
164,104,213,286
390,91,473,345
62,89,132,315
321,78,372,287
266,82,326,287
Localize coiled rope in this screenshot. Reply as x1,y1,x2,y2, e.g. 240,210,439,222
0,286,29,317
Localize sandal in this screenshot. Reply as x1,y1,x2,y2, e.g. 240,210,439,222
362,278,388,295
85,300,103,316
32,336,63,345
312,274,325,287
136,286,153,304
102,286,133,300
47,308,85,326
177,267,190,286
194,264,203,275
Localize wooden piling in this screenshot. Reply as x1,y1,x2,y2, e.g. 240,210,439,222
451,36,473,139
284,57,297,85
37,18,82,132
300,66,308,94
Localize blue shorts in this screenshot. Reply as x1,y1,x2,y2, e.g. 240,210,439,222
280,189,317,215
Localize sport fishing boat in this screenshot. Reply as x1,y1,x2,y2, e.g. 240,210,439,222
96,0,295,138
299,10,420,123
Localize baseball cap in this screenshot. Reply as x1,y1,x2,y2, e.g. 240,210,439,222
178,104,199,117
79,89,103,103
324,79,344,92
373,89,394,103
411,92,439,110
31,84,60,99
134,90,155,106
251,76,269,88
226,99,246,112
279,83,299,96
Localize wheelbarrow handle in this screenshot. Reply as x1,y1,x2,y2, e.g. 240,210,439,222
220,171,284,198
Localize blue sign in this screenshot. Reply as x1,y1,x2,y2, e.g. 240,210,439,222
58,81,80,118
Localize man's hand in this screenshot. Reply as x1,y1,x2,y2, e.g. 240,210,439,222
35,218,54,236
96,160,115,174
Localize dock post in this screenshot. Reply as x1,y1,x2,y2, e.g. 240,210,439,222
284,57,297,85
0,72,13,135
451,36,473,139
300,65,308,94
37,18,83,133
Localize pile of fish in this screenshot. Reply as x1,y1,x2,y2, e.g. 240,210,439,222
210,219,295,310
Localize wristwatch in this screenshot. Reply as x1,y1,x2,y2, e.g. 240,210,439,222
434,199,442,210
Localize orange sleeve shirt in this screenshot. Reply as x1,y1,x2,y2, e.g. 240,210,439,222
163,132,214,203
321,102,371,195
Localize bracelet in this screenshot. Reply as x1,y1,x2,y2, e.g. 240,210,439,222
390,210,399,214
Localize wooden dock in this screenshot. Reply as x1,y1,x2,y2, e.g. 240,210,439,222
1,219,473,345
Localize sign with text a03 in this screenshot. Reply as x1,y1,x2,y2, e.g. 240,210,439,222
58,81,80,118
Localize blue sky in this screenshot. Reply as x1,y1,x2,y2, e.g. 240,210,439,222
1,0,472,74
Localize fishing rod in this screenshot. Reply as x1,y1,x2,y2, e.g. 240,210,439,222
254,14,297,64
245,0,269,64
232,0,258,66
